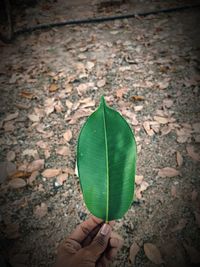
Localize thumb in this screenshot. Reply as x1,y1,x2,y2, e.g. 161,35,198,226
85,223,111,259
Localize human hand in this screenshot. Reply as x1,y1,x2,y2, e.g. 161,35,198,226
54,216,123,267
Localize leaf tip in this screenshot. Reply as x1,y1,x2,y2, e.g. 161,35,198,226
100,96,106,107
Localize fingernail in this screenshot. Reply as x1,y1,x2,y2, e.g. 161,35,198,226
100,223,110,236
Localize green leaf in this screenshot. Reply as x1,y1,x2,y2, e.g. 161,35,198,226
77,96,136,221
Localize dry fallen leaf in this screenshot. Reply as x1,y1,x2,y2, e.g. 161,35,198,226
6,151,16,161
161,125,172,136
194,211,200,228
19,91,35,99
144,243,164,264
22,149,39,159
27,171,39,185
186,145,200,161
129,242,140,264
131,95,145,101
171,185,177,198
158,167,180,178
42,168,61,178
27,159,45,172
9,171,31,179
8,178,26,189
176,151,183,167
163,99,173,108
97,78,106,88
143,121,154,136
0,161,16,184
34,203,48,218
28,114,40,122
183,242,200,264
77,83,88,95
116,87,128,99
3,112,19,122
140,181,149,191
49,83,59,92
156,80,169,90
80,98,95,108
56,146,70,156
63,129,72,142
56,173,68,185
171,218,187,232
134,105,143,112
154,116,169,124
3,121,15,132
135,175,144,185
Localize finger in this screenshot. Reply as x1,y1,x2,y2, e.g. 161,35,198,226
68,216,103,244
82,223,102,247
82,220,115,246
105,233,124,261
85,224,111,259
97,255,109,267
106,247,118,261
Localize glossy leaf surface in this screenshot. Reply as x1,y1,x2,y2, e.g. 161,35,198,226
77,96,136,221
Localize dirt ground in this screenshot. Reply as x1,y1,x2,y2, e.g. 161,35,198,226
0,0,200,266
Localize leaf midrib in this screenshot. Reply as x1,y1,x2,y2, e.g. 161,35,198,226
102,101,109,222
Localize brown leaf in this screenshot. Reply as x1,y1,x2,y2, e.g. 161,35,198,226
56,146,70,156
3,121,15,132
144,243,164,264
6,151,16,161
116,87,128,99
8,178,26,189
171,218,187,232
42,168,61,178
49,83,58,92
77,83,88,95
156,80,169,90
143,121,154,136
9,171,31,179
176,151,183,167
194,211,200,228
67,109,92,124
183,243,200,263
0,161,16,184
63,129,72,142
129,242,140,264
27,171,39,185
34,203,48,218
27,159,45,172
3,112,19,122
161,125,172,136
56,173,68,185
154,116,169,124
171,185,177,198
140,181,149,192
97,78,106,88
158,167,180,178
132,95,145,101
121,109,138,126
19,91,35,99
80,98,95,109
186,145,200,161
28,114,40,122
163,99,173,108
134,105,143,112
65,100,73,109
135,175,144,185
22,149,39,159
